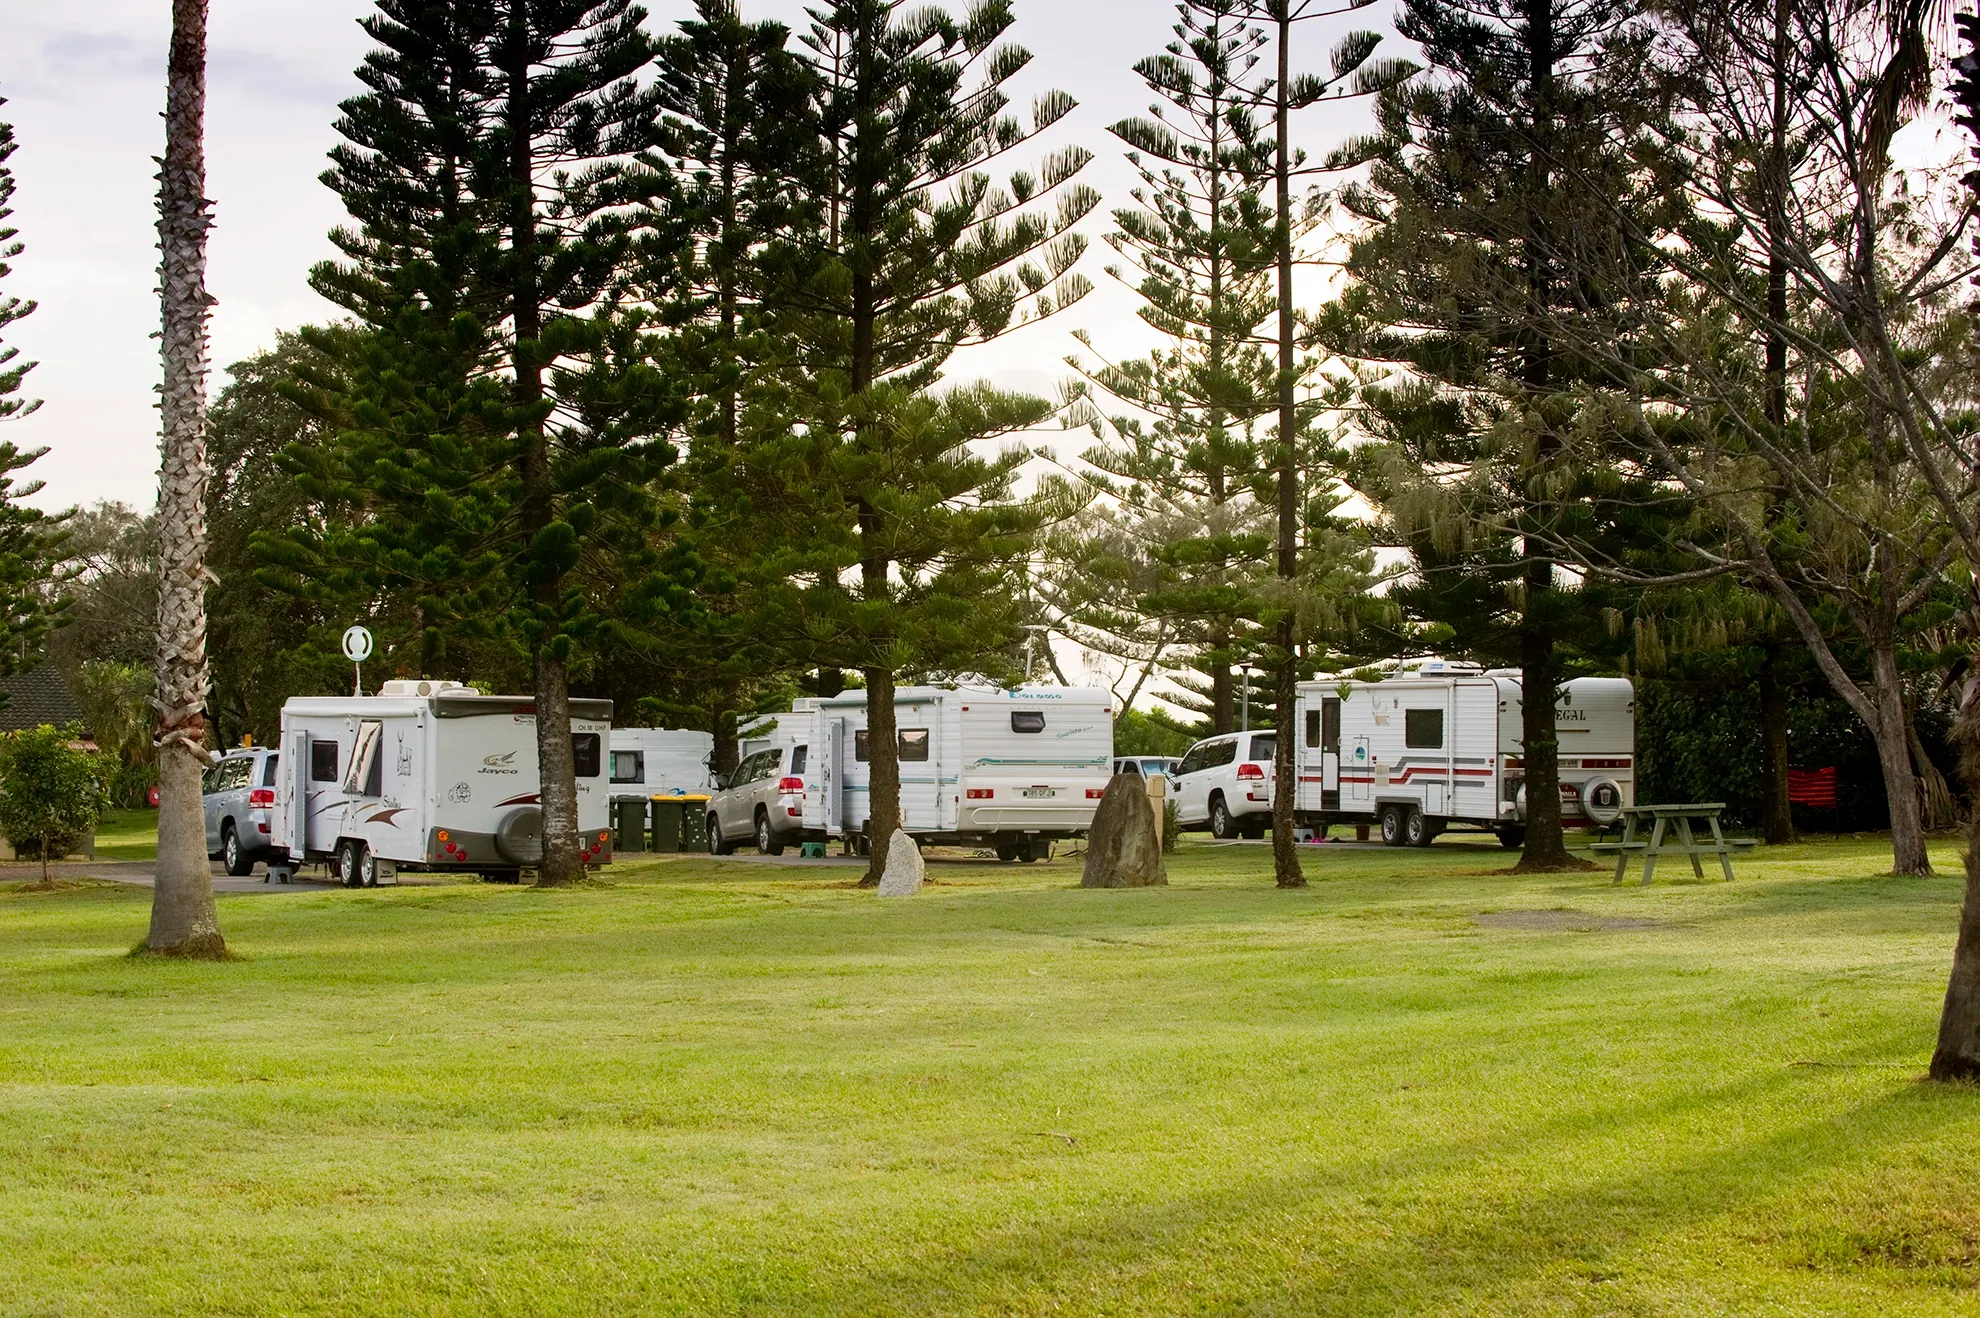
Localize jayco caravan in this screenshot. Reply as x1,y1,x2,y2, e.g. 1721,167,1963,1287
269,680,614,884
751,685,1114,861
1293,662,1634,847
608,728,714,796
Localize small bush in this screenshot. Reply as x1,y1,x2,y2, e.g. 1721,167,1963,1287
0,724,109,874
1162,799,1181,853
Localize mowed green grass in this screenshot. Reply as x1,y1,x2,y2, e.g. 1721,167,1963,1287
93,808,161,862
4,836,1980,1316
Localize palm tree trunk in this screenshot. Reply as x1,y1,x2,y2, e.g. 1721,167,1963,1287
146,0,224,958
1269,1,1304,889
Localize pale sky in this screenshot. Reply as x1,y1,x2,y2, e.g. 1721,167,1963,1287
0,0,1392,522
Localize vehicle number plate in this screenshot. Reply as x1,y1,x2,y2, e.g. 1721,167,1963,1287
1023,787,1055,799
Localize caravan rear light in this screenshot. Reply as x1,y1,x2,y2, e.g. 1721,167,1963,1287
248,788,275,807
1236,762,1266,780
1086,788,1104,799
966,788,994,799
777,777,804,793
1581,758,1630,769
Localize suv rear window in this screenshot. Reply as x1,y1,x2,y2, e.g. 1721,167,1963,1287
262,754,279,787
1248,735,1275,762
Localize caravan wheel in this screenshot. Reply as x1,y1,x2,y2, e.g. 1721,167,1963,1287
337,838,367,889
1404,809,1435,848
1379,805,1407,847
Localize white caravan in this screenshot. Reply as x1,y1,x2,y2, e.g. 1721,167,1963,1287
759,685,1114,861
608,728,714,797
269,680,614,885
1292,662,1635,847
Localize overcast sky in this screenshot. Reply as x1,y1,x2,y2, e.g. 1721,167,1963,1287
0,0,1391,520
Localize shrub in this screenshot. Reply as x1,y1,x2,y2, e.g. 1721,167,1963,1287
0,723,109,877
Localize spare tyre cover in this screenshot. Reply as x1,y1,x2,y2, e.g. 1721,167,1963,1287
495,806,544,864
1582,777,1625,826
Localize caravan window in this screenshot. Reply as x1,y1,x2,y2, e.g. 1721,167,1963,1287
572,733,602,778
853,731,928,761
310,740,339,783
343,720,383,796
1011,710,1045,734
1405,708,1445,749
1305,710,1321,747
610,750,644,784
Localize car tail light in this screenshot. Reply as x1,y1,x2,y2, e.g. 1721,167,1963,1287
777,777,804,792
1236,762,1265,780
248,788,275,807
966,788,994,799
1086,788,1104,799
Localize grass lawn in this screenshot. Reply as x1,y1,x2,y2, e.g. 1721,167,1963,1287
93,808,160,862
4,835,1980,1315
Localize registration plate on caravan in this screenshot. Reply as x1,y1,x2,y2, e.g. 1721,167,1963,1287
1023,787,1056,799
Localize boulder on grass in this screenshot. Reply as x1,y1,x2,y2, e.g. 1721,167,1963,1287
1081,774,1168,888
877,829,924,896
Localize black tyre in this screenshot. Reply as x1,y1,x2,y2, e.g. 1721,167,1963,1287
1209,796,1237,839
1015,837,1043,863
1241,819,1267,841
708,816,733,855
756,811,785,856
1404,809,1433,848
221,823,255,876
338,838,366,889
1379,805,1407,847
1498,826,1526,849
994,840,1018,862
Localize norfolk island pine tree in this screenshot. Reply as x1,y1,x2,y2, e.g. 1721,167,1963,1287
262,0,684,887
748,0,1097,883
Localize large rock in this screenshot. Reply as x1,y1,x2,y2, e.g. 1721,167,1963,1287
876,829,925,896
1081,774,1168,888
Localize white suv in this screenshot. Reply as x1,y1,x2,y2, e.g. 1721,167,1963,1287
1170,731,1276,838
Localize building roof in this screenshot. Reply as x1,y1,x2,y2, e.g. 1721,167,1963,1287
0,663,89,735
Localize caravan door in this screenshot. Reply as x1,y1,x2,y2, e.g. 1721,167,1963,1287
282,725,309,857
1321,697,1341,805
823,717,845,836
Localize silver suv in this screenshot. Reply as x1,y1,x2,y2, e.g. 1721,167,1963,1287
203,746,280,875
707,743,808,855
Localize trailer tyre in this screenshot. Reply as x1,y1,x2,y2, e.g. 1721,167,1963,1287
1209,796,1238,839
493,806,545,865
337,838,366,889
221,823,254,877
994,840,1018,862
755,811,784,857
1404,809,1436,848
1379,804,1407,847
1498,826,1526,849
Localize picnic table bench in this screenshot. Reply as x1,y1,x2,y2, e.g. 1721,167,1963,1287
1588,802,1757,885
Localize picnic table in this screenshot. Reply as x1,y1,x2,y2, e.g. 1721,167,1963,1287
1589,802,1757,885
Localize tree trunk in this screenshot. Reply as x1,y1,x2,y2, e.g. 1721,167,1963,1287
1929,682,1980,1080
1209,642,1234,736
532,656,585,886
711,697,740,781
1759,640,1795,845
861,664,898,886
1269,3,1303,889
1513,600,1583,872
503,13,581,888
1870,642,1931,876
146,0,224,958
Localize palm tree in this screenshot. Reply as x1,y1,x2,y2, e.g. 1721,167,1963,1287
145,0,224,958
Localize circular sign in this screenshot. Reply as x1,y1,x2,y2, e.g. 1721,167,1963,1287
341,625,375,664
